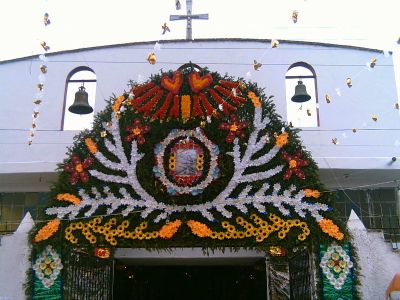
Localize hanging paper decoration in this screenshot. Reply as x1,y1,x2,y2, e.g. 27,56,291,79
43,13,51,26
28,9,51,145
371,115,378,122
346,78,352,88
271,39,279,48
325,94,331,103
32,246,63,299
320,243,355,299
147,52,157,64
369,57,377,68
292,10,298,23
253,59,262,70
162,22,170,34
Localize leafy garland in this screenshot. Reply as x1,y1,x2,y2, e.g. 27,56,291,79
28,63,354,297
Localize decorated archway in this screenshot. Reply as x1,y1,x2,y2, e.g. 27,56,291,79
29,64,356,299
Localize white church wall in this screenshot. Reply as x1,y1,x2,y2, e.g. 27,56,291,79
0,213,34,300
348,210,400,300
0,39,398,177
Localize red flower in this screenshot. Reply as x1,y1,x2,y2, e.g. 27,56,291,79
64,154,94,185
281,150,309,180
124,119,150,145
219,115,247,143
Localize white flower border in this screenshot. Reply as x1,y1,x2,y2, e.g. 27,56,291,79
153,129,219,195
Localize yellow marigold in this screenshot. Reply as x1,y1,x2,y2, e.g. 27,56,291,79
181,95,191,123
85,138,98,154
187,220,212,238
304,189,321,198
247,91,261,108
159,220,182,239
275,132,289,148
34,219,61,242
112,95,125,112
318,218,344,240
56,193,81,205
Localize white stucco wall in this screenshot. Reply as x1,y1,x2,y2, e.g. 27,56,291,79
348,211,400,300
0,213,33,300
0,39,398,178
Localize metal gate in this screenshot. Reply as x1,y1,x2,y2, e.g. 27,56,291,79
288,248,311,300
63,250,114,300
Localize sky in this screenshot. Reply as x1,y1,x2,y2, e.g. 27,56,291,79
0,0,399,62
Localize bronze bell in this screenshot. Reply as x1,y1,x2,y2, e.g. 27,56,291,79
68,85,93,114
291,81,311,103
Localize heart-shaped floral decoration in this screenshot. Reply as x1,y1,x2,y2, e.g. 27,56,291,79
189,71,213,93
161,70,183,94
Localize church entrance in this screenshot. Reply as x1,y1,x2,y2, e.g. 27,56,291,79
113,260,267,300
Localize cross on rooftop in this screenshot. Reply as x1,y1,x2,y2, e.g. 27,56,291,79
170,0,209,40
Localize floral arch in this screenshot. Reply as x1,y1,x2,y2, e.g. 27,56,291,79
29,63,355,299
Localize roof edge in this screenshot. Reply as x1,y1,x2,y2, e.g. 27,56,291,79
0,38,387,64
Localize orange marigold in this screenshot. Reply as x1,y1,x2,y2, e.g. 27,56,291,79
85,138,98,154
318,218,344,240
275,132,289,148
303,189,321,198
247,91,261,108
34,219,61,242
112,95,125,112
56,193,81,205
187,220,212,237
159,220,182,239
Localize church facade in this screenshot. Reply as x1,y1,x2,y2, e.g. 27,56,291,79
0,39,399,299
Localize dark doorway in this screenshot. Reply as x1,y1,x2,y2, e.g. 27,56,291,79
113,260,267,300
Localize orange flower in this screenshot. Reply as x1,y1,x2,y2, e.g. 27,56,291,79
275,132,289,148
247,91,261,108
304,189,321,198
187,220,212,237
112,95,125,112
56,193,81,205
159,220,182,239
34,219,61,242
181,95,191,122
318,218,344,240
85,138,98,154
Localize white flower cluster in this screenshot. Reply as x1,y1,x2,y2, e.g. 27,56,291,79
45,108,330,223
32,245,63,289
320,244,354,290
